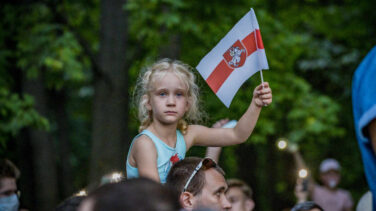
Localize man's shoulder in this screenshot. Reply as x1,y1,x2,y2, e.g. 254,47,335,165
337,188,352,198
313,184,325,192
314,185,351,198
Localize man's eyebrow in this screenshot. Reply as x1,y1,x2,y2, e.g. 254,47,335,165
214,186,227,194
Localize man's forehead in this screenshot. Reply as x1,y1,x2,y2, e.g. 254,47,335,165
0,177,17,191
227,186,250,200
227,186,244,195
204,168,228,191
321,169,340,175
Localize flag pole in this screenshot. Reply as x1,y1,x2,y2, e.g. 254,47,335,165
260,69,264,85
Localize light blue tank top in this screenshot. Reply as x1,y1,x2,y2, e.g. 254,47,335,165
126,130,186,183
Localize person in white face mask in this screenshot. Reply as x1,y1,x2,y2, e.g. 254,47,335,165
292,145,354,211
310,159,354,211
0,159,20,211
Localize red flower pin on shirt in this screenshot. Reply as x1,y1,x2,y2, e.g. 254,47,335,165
170,153,180,165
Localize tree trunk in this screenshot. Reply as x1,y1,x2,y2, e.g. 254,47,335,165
23,74,58,211
89,0,129,185
265,137,277,210
51,89,73,198
15,130,35,210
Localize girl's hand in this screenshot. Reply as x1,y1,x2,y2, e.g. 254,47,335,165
252,82,272,107
211,119,230,128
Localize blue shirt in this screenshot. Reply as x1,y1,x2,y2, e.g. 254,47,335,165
126,130,186,183
352,46,376,210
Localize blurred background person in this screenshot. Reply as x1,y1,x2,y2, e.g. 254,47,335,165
0,159,28,211
352,45,376,210
313,158,353,211
78,177,180,211
226,179,255,211
291,201,323,211
55,170,124,211
55,195,86,211
0,159,20,211
292,150,353,211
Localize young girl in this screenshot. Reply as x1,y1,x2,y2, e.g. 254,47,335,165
126,59,272,183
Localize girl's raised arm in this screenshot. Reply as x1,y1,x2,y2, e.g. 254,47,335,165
185,82,271,148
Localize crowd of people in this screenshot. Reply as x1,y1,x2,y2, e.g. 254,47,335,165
2,46,376,211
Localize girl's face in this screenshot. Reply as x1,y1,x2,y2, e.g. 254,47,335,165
147,72,190,125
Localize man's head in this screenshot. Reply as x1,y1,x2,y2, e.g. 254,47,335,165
166,157,231,211
291,201,324,211
0,159,20,211
225,179,254,211
56,196,86,211
319,158,341,189
79,177,180,211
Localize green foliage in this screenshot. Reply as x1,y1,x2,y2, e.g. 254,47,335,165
2,0,375,209
16,7,87,89
0,3,94,197
123,1,373,208
0,2,92,143
0,88,49,150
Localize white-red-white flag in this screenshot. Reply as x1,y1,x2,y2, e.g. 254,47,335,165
196,8,268,107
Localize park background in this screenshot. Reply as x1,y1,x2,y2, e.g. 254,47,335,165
1,0,375,210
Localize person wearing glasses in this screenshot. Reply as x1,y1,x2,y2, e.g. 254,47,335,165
0,159,20,211
166,157,231,210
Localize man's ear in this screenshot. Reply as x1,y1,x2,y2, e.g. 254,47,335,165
245,199,255,211
180,192,195,210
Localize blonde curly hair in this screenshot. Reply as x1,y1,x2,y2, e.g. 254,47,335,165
134,58,201,134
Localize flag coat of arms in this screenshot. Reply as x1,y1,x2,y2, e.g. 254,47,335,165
196,8,268,107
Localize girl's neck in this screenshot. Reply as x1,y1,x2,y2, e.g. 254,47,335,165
148,121,178,147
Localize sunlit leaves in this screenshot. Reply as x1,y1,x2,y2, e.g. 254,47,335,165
17,23,86,90
0,88,49,149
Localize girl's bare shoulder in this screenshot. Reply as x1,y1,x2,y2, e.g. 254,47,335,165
128,134,157,166
131,134,156,153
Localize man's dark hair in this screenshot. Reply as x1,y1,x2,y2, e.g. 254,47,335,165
55,196,85,211
0,159,20,179
227,178,253,199
166,157,225,196
291,201,324,211
86,177,180,211
0,159,20,189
